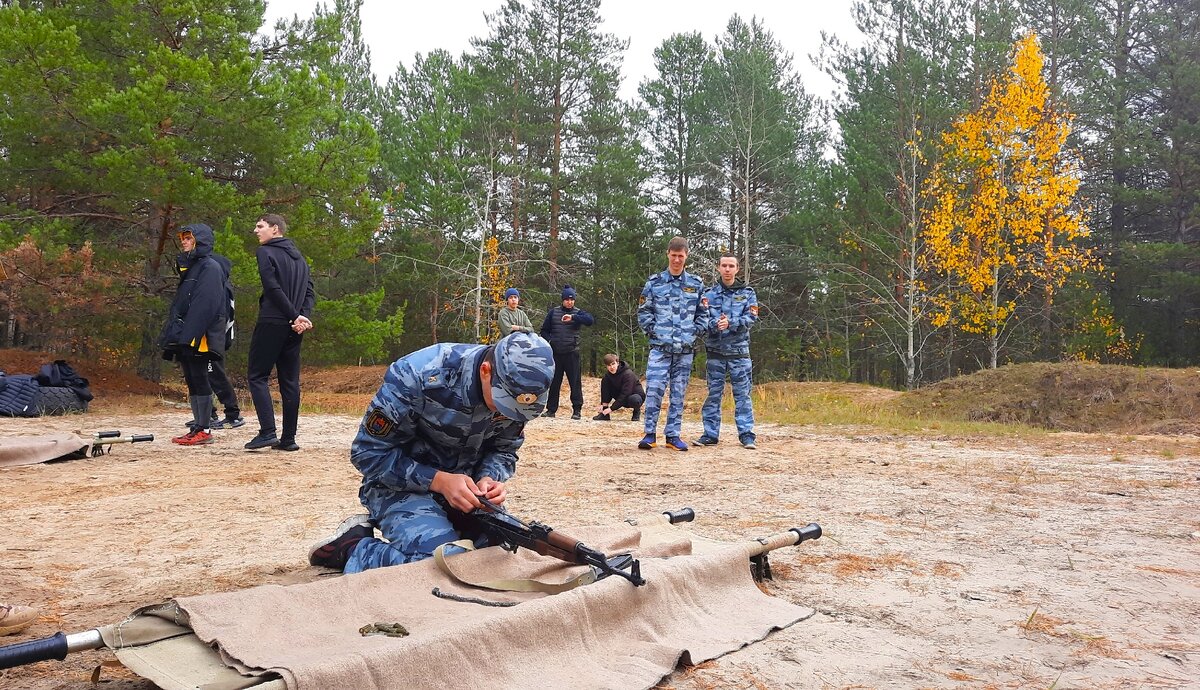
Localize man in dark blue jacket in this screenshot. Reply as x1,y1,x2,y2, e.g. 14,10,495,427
178,248,243,432
159,223,228,446
538,285,594,419
245,214,315,452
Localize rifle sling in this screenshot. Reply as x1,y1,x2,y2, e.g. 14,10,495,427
432,541,598,594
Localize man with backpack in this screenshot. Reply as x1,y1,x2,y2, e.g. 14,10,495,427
159,223,229,445
178,235,244,432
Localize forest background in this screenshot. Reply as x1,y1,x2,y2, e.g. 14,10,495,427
1,0,1196,390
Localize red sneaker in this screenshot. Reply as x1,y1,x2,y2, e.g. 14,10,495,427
173,430,214,446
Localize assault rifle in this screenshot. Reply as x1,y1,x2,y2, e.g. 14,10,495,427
441,497,696,588
83,430,154,458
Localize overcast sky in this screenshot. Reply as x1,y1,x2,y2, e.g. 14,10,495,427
262,0,863,103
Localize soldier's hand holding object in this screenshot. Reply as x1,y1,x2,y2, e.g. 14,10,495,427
431,471,484,512
561,314,572,322
718,314,729,330
476,477,507,505
510,324,521,331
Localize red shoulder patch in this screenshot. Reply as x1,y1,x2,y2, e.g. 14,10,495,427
365,409,394,437
749,305,759,316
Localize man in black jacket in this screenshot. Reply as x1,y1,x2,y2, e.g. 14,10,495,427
159,223,228,446
538,285,594,419
245,214,315,452
593,353,645,421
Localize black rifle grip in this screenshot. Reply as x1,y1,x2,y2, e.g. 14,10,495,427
663,508,695,524
0,632,68,670
790,523,822,544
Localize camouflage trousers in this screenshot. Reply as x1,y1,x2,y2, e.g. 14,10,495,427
344,485,472,574
642,349,694,439
701,356,755,442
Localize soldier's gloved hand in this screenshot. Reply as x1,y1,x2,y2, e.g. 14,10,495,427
476,477,507,506
431,471,484,512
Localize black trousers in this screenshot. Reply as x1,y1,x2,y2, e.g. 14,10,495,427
547,350,582,414
179,351,213,396
247,321,304,440
610,392,644,412
207,357,239,417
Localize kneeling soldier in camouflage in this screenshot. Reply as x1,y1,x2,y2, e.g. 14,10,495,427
308,332,555,573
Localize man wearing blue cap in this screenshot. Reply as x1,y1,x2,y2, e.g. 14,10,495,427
539,285,594,419
308,332,556,573
498,287,533,335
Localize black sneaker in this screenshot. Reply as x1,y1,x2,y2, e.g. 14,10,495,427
272,439,300,452
694,436,719,446
244,432,279,450
570,410,582,420
308,515,374,571
542,411,556,418
630,408,641,422
592,413,611,421
216,416,246,430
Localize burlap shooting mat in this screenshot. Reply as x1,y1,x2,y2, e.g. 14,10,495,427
0,433,88,468
99,516,815,690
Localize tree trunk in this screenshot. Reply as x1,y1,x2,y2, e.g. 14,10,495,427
549,78,563,284
135,206,174,382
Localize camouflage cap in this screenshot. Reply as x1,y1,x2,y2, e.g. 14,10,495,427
490,332,554,421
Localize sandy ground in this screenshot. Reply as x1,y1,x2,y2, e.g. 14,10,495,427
1,405,1198,689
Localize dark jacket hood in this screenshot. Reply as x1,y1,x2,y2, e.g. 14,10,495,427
264,236,304,260
177,223,215,270
183,223,214,256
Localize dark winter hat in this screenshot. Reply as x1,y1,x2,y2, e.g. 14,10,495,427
561,285,577,300
490,332,554,422
505,288,519,299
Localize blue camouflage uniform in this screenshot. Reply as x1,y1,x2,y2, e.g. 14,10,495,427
343,334,553,574
637,269,707,441
700,280,759,445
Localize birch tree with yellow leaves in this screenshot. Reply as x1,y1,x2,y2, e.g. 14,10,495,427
921,33,1096,369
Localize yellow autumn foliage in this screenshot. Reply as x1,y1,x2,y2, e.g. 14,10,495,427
480,235,511,344
921,34,1097,341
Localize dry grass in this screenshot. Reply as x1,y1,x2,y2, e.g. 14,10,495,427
1021,608,1069,637
794,552,920,579
897,361,1200,434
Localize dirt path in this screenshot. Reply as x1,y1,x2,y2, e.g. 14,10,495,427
2,411,1198,689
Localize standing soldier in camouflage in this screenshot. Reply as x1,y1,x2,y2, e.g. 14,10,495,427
695,253,759,449
636,236,707,451
307,332,555,573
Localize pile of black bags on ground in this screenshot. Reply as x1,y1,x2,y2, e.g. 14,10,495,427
0,360,93,417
